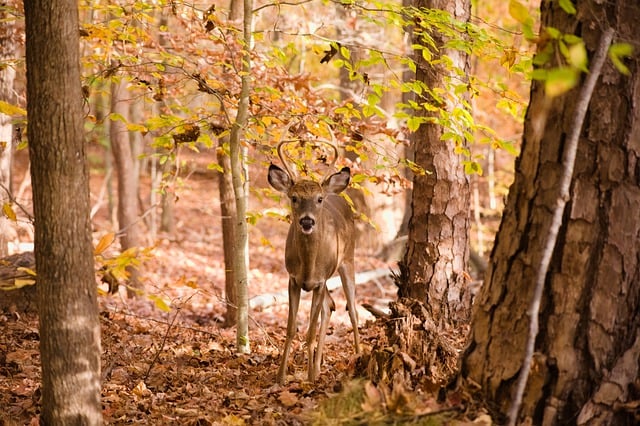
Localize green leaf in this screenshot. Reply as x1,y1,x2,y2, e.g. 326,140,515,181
463,160,483,175
563,34,582,44
568,41,588,72
558,0,577,15
545,27,561,39
545,67,578,97
609,42,633,76
340,45,351,60
407,116,422,132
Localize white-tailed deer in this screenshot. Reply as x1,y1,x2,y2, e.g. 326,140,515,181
268,138,360,384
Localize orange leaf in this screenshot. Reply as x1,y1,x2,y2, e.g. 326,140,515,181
94,232,116,255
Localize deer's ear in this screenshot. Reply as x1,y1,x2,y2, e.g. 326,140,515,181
323,167,350,194
268,164,292,193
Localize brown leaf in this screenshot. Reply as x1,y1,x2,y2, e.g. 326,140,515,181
278,390,299,408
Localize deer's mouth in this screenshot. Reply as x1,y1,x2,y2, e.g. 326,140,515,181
299,216,315,234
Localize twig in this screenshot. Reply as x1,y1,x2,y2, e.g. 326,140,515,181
0,183,34,222
143,306,181,381
507,27,615,426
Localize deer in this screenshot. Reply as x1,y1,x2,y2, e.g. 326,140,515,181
268,136,360,384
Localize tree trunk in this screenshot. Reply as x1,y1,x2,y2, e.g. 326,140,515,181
229,0,252,354
217,0,242,329
0,4,18,257
217,136,238,327
398,0,472,326
462,2,640,425
110,79,143,296
24,1,102,423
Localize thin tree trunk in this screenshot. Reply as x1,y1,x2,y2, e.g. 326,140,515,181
217,0,243,328
217,136,238,327
229,0,253,354
110,79,143,296
24,1,101,423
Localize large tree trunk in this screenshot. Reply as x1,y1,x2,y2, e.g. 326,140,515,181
397,0,472,326
462,2,640,425
0,3,18,257
24,1,102,423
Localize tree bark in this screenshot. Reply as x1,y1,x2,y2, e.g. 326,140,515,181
24,1,102,423
110,79,143,296
229,0,252,354
398,0,472,325
217,136,238,327
462,2,640,425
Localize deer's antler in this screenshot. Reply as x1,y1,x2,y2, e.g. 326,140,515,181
276,124,339,181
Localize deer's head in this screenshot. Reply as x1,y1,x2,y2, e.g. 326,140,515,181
268,164,350,235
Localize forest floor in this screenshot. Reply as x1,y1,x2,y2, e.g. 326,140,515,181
0,148,485,425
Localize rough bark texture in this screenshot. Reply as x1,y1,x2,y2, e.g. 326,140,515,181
110,79,143,295
24,1,102,423
398,0,471,325
462,1,640,425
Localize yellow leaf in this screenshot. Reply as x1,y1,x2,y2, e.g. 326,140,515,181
94,232,116,255
14,278,36,288
17,267,37,276
509,0,531,24
148,294,171,312
568,42,588,72
2,203,17,221
0,100,27,117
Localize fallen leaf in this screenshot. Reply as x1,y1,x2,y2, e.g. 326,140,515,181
278,390,299,407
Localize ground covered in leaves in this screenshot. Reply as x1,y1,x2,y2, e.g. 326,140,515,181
0,149,482,425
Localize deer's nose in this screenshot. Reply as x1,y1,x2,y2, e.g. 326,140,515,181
299,216,315,234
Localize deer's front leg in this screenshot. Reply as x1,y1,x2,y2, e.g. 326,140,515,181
306,285,324,382
311,285,334,381
278,277,301,385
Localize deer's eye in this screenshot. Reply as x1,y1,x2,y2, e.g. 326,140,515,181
317,196,323,204
291,196,298,204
